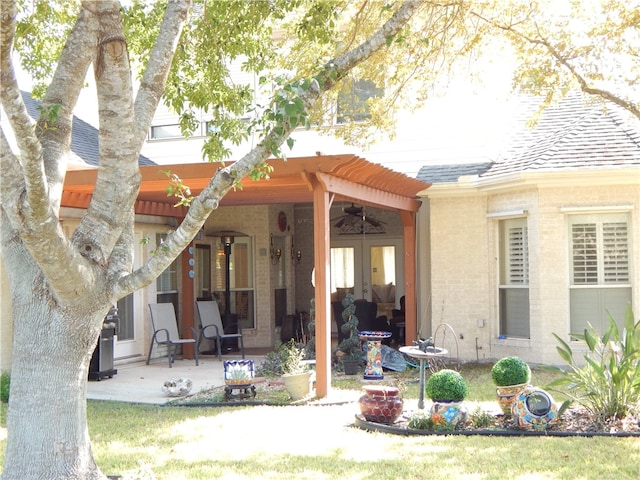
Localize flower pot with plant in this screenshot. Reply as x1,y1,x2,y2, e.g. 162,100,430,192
425,369,469,428
281,339,314,400
491,356,531,415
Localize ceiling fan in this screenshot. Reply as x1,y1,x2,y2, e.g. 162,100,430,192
331,203,385,229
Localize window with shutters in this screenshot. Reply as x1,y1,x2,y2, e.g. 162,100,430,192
569,214,631,333
498,218,530,338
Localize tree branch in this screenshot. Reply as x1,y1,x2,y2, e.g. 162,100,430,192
134,0,191,148
119,0,424,295
472,8,640,121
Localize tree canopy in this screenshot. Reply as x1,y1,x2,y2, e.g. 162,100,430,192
1,0,638,478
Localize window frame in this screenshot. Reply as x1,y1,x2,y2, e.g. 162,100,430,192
568,212,632,334
498,217,530,339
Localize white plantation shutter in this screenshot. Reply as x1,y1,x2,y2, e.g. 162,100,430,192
571,223,597,284
569,214,631,333
499,218,530,338
507,225,529,284
602,222,629,283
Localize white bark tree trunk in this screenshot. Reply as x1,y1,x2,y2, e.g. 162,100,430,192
0,1,423,477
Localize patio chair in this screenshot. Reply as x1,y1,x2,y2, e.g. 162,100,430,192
147,303,199,368
195,300,245,360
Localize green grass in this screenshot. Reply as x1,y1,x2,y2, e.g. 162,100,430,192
1,364,636,479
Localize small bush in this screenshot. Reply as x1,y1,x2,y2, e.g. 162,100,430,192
469,407,494,429
1,371,10,403
491,357,531,386
545,305,640,420
426,369,468,401
407,412,434,430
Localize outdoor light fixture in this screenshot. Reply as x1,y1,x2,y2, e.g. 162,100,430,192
291,236,302,264
270,234,282,264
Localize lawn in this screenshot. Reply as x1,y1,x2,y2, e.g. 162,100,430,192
1,364,639,479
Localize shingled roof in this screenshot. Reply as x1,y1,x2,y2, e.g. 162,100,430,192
21,91,155,167
417,93,640,184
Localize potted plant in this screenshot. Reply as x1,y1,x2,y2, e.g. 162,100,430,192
425,369,468,428
491,356,531,415
335,294,362,375
281,339,314,400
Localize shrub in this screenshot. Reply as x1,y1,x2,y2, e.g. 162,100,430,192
1,371,10,403
469,407,495,429
491,356,531,386
426,369,468,401
545,305,640,420
407,411,435,430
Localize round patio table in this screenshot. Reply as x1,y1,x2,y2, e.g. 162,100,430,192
399,345,448,409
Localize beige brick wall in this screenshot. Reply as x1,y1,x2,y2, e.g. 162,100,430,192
426,178,640,366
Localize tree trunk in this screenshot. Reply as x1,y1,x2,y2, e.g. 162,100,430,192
2,244,108,480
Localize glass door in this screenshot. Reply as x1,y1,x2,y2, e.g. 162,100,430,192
114,232,145,359
330,237,403,314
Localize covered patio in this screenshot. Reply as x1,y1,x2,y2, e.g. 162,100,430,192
63,154,430,398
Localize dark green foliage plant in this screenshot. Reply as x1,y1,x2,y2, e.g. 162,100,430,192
426,369,468,401
544,305,640,420
469,407,494,429
1,371,10,403
407,411,435,430
336,294,363,371
491,356,531,386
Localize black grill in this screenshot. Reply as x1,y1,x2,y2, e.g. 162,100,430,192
88,306,119,381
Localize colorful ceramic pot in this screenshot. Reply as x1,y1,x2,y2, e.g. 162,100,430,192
430,401,468,428
358,331,392,380
496,382,529,415
512,387,558,431
358,385,404,425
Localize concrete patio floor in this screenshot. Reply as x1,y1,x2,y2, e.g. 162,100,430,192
86,351,265,405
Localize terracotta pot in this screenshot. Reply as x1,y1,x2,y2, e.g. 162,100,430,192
358,385,404,425
496,383,529,415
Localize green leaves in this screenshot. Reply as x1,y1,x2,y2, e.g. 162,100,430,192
161,170,193,207
545,305,640,420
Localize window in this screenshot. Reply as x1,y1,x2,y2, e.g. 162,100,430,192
336,79,383,124
213,236,255,329
499,218,530,338
331,247,355,301
569,214,631,333
156,234,179,316
149,124,183,140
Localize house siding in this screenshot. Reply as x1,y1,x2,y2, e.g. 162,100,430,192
425,177,640,366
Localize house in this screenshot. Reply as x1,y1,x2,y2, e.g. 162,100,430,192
416,93,640,365
1,92,428,385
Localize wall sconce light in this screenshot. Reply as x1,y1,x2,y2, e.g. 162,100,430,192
291,236,302,264
270,234,282,265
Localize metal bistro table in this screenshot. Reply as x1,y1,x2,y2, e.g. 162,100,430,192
399,345,448,409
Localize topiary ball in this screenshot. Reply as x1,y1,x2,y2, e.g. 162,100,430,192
491,356,531,386
426,369,468,402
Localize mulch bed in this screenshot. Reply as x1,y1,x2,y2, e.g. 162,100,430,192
358,404,640,437
169,380,640,436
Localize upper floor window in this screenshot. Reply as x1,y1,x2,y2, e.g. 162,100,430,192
149,124,183,140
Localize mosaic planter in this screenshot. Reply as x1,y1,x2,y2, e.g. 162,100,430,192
512,387,558,431
430,400,468,428
496,382,529,416
358,385,404,425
